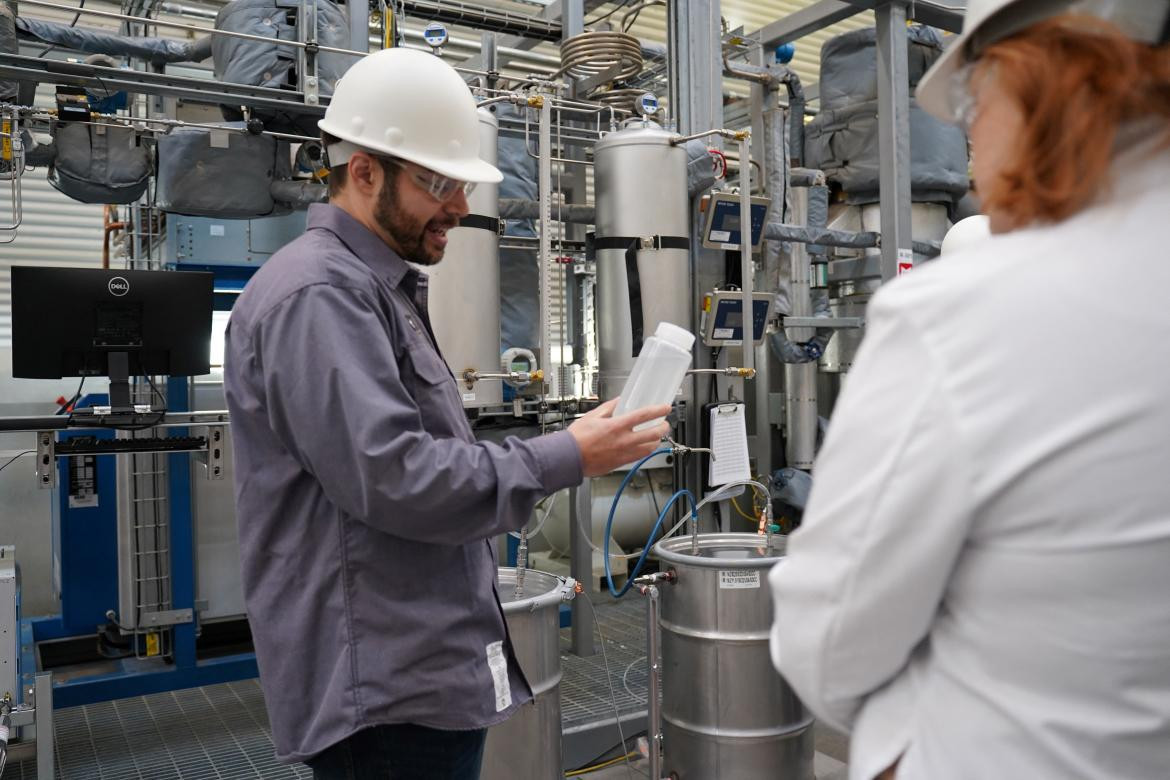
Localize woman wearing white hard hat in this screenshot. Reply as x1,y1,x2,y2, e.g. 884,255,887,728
939,214,991,256
770,2,1170,779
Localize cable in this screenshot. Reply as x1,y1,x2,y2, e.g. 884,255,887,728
578,595,637,780
566,751,641,776
603,448,670,595
621,5,643,31
621,655,648,705
508,490,558,540
0,451,34,476
616,489,695,598
644,472,661,521
607,484,697,599
143,374,165,409
57,376,86,415
38,0,87,58
0,699,9,778
730,494,758,524
699,479,771,510
583,0,634,27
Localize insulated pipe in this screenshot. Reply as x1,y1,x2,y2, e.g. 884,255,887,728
188,34,212,61
270,179,327,207
766,221,878,249
499,198,594,224
757,83,786,482
722,58,805,166
763,222,940,256
16,0,359,56
782,70,805,168
784,186,817,470
738,134,754,378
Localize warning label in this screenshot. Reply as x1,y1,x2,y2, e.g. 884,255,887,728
896,247,914,276
719,570,761,590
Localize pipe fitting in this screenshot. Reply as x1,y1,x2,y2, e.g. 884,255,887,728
634,570,675,587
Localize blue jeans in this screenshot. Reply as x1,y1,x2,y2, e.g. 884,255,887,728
307,723,488,780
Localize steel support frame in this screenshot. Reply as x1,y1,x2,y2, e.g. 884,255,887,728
751,0,861,49
874,1,912,282
402,0,562,42
671,0,724,526
845,0,966,32
347,0,370,54
750,0,966,40
0,54,326,117
458,0,607,74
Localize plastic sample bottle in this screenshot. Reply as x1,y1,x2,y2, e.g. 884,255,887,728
615,322,695,422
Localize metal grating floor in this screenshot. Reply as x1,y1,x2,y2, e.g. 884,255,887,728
558,595,651,730
9,679,313,780
9,596,650,780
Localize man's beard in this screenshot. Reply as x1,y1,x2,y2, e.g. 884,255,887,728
374,177,456,266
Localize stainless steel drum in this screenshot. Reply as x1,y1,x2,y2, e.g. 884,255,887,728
653,533,814,780
481,568,572,779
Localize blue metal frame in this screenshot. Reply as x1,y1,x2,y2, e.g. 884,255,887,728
21,381,260,709
29,393,119,643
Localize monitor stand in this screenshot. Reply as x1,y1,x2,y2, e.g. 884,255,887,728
107,351,133,414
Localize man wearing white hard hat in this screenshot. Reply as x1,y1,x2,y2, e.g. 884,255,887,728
769,1,1170,778
224,48,669,779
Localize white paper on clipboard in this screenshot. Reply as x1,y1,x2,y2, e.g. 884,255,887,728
708,403,751,487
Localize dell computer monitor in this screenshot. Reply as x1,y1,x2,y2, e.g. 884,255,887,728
10,267,214,411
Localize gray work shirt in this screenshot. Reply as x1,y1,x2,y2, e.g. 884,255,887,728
224,203,583,763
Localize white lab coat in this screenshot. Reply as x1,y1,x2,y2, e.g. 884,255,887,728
770,138,1170,780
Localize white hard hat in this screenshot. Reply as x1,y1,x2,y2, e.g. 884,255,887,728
940,215,991,255
319,48,503,184
917,0,1170,123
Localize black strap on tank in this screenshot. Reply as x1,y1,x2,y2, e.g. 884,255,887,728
594,235,690,356
458,214,501,233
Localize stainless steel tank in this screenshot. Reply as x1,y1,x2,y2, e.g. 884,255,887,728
481,567,572,779
820,202,950,377
427,108,502,408
653,533,815,780
593,121,691,401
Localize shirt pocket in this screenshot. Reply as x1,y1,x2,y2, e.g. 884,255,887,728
405,340,467,437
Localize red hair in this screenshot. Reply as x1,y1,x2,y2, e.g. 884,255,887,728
975,15,1170,229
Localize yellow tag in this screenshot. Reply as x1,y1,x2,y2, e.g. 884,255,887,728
145,633,160,657
1,119,11,162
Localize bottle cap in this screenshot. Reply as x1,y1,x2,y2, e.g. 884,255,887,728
654,321,696,351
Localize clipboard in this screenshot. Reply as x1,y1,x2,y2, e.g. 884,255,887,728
708,403,751,487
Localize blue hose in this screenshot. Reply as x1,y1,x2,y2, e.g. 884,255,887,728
604,448,698,598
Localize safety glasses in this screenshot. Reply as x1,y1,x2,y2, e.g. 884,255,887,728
395,158,477,202
950,63,979,132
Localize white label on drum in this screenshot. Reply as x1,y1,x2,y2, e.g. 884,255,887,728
719,570,761,589
462,393,476,402
486,641,512,712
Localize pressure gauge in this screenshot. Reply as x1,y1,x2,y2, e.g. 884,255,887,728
423,22,449,50
635,92,660,117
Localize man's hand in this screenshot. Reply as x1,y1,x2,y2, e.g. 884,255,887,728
568,399,672,477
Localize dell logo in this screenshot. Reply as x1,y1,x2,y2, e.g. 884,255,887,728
108,277,130,297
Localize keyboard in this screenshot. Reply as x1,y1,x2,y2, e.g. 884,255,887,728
56,435,208,455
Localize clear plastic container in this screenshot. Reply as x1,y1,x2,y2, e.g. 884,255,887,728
615,322,695,424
